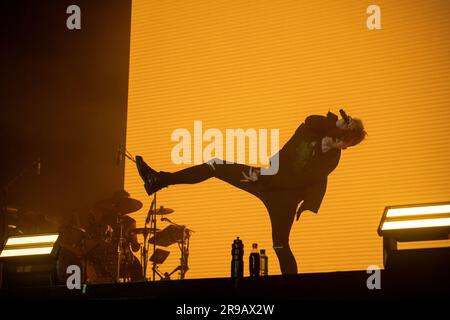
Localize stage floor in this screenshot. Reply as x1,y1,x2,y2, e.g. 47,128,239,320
1,247,449,301
1,267,449,301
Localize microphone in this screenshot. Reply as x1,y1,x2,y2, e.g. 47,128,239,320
161,217,180,227
37,157,41,175
339,109,350,124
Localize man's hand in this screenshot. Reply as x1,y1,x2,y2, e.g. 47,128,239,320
241,167,260,182
321,136,334,153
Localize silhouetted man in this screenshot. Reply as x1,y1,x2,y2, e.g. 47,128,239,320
136,110,366,274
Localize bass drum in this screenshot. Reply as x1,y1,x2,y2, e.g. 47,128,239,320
85,240,117,283
55,226,87,284
56,247,83,284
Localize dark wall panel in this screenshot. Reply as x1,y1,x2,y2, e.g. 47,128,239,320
1,0,131,231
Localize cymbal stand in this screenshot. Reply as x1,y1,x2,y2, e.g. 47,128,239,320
160,225,190,280
142,200,151,280
150,192,158,281
140,228,150,280
143,192,158,281
152,264,171,281
162,233,190,280
116,216,124,282
179,226,190,279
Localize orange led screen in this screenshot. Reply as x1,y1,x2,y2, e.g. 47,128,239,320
125,0,450,279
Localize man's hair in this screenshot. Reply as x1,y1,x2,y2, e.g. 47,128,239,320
342,118,367,147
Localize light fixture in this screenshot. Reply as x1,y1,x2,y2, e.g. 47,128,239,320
0,234,60,258
378,202,450,269
0,233,61,288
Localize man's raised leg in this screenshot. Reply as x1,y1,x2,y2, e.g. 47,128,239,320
136,156,263,198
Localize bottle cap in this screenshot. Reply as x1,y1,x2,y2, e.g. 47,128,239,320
260,249,265,254
252,243,258,248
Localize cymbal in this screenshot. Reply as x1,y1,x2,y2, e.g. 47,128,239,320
150,206,174,215
129,227,160,235
101,213,136,226
93,197,143,215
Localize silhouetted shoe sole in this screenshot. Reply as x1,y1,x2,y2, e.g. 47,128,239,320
135,156,149,181
135,155,160,196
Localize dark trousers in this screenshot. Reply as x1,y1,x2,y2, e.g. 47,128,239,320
159,158,304,274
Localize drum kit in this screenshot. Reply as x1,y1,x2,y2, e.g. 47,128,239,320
1,191,193,284
1,149,193,283
80,192,193,283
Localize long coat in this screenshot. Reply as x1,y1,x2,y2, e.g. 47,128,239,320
263,111,343,215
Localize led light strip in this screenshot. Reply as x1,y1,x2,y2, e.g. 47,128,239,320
381,217,450,230
0,246,55,257
386,204,450,218
5,234,59,246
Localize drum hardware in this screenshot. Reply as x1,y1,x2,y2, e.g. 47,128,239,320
94,197,143,217
149,207,174,215
56,223,89,284
116,215,124,282
145,195,159,281
129,225,158,280
142,196,176,280
110,150,194,281
116,149,158,280
90,191,144,283
149,248,171,280
129,227,160,235
147,218,193,280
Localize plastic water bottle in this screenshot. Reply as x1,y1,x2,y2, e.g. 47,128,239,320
231,237,244,278
249,243,260,276
260,249,268,276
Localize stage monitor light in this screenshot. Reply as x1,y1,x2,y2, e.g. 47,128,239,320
0,233,60,258
378,203,450,240
0,233,61,288
377,202,450,269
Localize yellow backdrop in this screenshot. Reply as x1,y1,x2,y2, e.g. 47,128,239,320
125,0,450,279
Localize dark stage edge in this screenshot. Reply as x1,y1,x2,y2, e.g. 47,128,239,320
1,268,449,301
